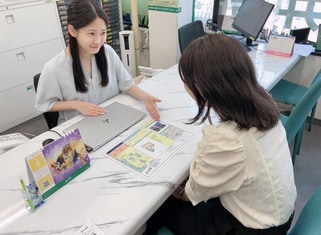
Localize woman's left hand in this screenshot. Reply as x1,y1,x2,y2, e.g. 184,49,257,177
126,85,161,120
144,95,161,121
172,178,189,201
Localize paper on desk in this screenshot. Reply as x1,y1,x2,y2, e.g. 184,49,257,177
293,44,315,57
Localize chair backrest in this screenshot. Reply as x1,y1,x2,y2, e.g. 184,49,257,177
284,70,321,143
33,73,59,129
33,73,41,91
288,186,321,235
178,20,205,53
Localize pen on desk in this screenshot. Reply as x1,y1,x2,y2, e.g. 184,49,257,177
20,177,35,211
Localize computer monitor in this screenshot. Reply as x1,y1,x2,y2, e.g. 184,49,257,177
232,0,274,47
290,27,310,44
316,24,321,51
212,0,220,25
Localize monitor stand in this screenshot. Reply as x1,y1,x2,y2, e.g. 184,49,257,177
237,38,252,52
239,38,258,52
231,36,256,52
246,38,258,47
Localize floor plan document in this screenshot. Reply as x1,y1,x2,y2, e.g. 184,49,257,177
105,120,193,179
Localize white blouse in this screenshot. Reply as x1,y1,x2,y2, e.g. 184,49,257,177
185,121,296,229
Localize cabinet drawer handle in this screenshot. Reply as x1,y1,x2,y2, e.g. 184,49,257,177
16,52,26,61
5,14,15,24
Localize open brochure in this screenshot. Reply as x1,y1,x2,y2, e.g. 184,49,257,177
105,120,193,179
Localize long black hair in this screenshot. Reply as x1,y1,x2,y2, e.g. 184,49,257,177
179,34,279,131
67,0,109,92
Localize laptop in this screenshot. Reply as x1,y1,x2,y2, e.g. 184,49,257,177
290,27,310,44
63,102,146,152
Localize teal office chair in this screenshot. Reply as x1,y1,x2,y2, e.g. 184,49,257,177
158,226,174,235
287,186,321,235
271,69,321,131
280,74,321,164
178,20,205,53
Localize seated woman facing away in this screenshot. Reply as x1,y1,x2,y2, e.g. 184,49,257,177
35,0,161,125
144,34,296,235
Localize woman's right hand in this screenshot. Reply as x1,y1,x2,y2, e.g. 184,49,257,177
51,100,106,116
76,101,106,116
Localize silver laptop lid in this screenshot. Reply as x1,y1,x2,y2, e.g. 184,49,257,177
63,102,146,151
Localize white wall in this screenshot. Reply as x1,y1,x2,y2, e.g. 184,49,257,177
148,1,193,69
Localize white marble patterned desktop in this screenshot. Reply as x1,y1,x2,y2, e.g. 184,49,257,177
0,47,302,235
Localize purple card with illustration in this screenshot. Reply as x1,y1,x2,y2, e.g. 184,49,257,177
40,128,90,197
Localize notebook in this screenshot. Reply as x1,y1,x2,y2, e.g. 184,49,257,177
63,102,146,152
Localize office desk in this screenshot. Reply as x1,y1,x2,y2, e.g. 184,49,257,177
0,49,302,235
249,43,303,91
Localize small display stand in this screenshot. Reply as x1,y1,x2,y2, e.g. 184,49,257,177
21,128,90,211
266,35,296,57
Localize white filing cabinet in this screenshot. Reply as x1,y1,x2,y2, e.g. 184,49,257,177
0,0,65,132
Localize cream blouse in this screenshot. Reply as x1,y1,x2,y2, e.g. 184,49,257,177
185,121,296,229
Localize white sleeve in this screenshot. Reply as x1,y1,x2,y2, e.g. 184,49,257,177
185,125,247,206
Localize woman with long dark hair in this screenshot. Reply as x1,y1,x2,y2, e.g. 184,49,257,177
35,0,161,124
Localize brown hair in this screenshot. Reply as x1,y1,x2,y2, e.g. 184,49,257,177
178,34,279,130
